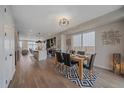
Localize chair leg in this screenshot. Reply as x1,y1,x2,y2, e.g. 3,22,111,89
65,66,69,79
58,64,61,72
56,63,59,70
89,69,93,79
67,67,71,79
63,65,66,76
58,63,62,72
69,67,72,79
56,63,59,69
61,64,65,74
65,66,68,78
60,64,63,73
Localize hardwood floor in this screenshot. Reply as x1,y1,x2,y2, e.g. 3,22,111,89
93,67,124,88
9,53,124,88
9,54,79,88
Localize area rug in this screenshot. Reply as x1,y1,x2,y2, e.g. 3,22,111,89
65,67,98,87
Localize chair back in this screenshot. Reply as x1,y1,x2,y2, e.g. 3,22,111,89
77,51,85,55
70,50,75,54
62,53,71,66
88,53,96,69
56,52,63,63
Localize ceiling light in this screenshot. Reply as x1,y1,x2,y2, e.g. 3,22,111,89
35,33,42,43
59,17,70,26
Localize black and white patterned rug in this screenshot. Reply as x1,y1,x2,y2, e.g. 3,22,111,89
64,68,98,87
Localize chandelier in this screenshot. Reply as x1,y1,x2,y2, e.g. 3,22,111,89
59,17,69,26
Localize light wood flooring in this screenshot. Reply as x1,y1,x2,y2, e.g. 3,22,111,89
9,54,124,88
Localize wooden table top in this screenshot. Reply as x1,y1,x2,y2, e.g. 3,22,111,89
71,55,89,62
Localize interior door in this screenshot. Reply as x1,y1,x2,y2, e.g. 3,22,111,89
4,24,15,87
4,25,11,87
0,6,15,88
2,6,15,87
9,26,15,80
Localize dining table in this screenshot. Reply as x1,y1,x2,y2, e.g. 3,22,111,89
71,54,89,80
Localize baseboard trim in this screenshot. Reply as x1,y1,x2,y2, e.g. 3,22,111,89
94,66,113,72
8,68,16,88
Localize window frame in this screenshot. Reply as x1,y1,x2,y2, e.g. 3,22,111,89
72,31,96,54
82,31,95,47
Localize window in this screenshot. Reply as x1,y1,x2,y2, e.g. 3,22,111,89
83,32,95,46
73,34,81,47
28,41,37,50
19,41,22,48
82,31,95,54
72,31,95,54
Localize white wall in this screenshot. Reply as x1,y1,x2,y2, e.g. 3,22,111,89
54,33,67,51
0,6,4,88
75,21,124,72
95,21,124,71
0,6,16,88
60,34,66,51
54,33,61,49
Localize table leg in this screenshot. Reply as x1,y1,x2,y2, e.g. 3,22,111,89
119,64,121,74
79,61,83,80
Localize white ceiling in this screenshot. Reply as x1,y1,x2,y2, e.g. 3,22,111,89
11,5,123,40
